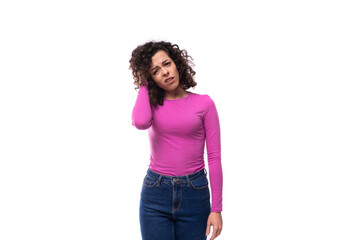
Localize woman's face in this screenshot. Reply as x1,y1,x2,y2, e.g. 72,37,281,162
148,50,180,91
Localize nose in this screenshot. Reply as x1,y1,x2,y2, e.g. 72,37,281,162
161,67,169,77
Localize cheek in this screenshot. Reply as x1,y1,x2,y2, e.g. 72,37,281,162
153,77,163,85
151,75,159,82
174,67,180,75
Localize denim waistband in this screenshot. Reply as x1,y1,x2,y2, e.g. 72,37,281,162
146,168,207,184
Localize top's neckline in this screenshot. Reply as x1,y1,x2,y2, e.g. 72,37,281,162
164,92,192,101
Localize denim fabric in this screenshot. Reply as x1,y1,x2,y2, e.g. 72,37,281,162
139,168,211,240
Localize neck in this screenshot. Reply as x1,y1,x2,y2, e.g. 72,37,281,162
164,87,188,100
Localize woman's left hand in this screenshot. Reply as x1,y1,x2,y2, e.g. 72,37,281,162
206,212,223,239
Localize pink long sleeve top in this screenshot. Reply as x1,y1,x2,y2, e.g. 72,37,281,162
131,85,223,212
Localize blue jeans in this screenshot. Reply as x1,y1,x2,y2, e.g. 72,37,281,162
139,168,211,240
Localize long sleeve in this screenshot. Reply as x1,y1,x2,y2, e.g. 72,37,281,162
203,95,223,212
131,85,153,130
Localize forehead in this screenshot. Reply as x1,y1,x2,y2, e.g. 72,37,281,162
150,50,170,66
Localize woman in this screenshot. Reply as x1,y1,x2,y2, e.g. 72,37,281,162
130,40,223,240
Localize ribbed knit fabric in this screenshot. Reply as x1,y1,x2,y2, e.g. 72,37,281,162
132,85,223,212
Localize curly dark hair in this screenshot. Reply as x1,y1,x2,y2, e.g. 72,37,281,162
129,40,197,106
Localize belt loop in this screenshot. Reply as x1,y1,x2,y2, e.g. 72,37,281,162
157,175,162,186
186,175,190,187
204,168,207,175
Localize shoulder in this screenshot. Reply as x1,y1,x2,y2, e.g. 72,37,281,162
191,92,216,113
191,92,214,103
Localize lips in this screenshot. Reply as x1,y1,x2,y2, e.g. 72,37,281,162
165,77,174,83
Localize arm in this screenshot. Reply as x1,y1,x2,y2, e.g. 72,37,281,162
203,95,223,213
131,85,153,130
203,95,223,240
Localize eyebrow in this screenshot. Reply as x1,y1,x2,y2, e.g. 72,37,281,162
151,59,169,71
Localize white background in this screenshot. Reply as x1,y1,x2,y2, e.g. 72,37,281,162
1,0,359,239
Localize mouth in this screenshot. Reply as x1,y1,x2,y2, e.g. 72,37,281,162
164,77,174,83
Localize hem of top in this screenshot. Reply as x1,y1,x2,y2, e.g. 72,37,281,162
148,166,205,178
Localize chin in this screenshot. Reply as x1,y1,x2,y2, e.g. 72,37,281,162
164,82,178,90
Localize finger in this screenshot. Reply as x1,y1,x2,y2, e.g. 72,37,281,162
212,228,219,239
211,232,218,240
209,227,215,240
214,226,222,239
216,224,222,234
211,227,218,240
206,223,211,236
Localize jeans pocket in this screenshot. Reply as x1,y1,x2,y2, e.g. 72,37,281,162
143,175,159,188
190,175,209,190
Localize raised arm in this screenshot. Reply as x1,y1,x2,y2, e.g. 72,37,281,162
131,85,153,130
203,95,223,213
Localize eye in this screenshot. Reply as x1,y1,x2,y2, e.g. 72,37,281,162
165,62,170,65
